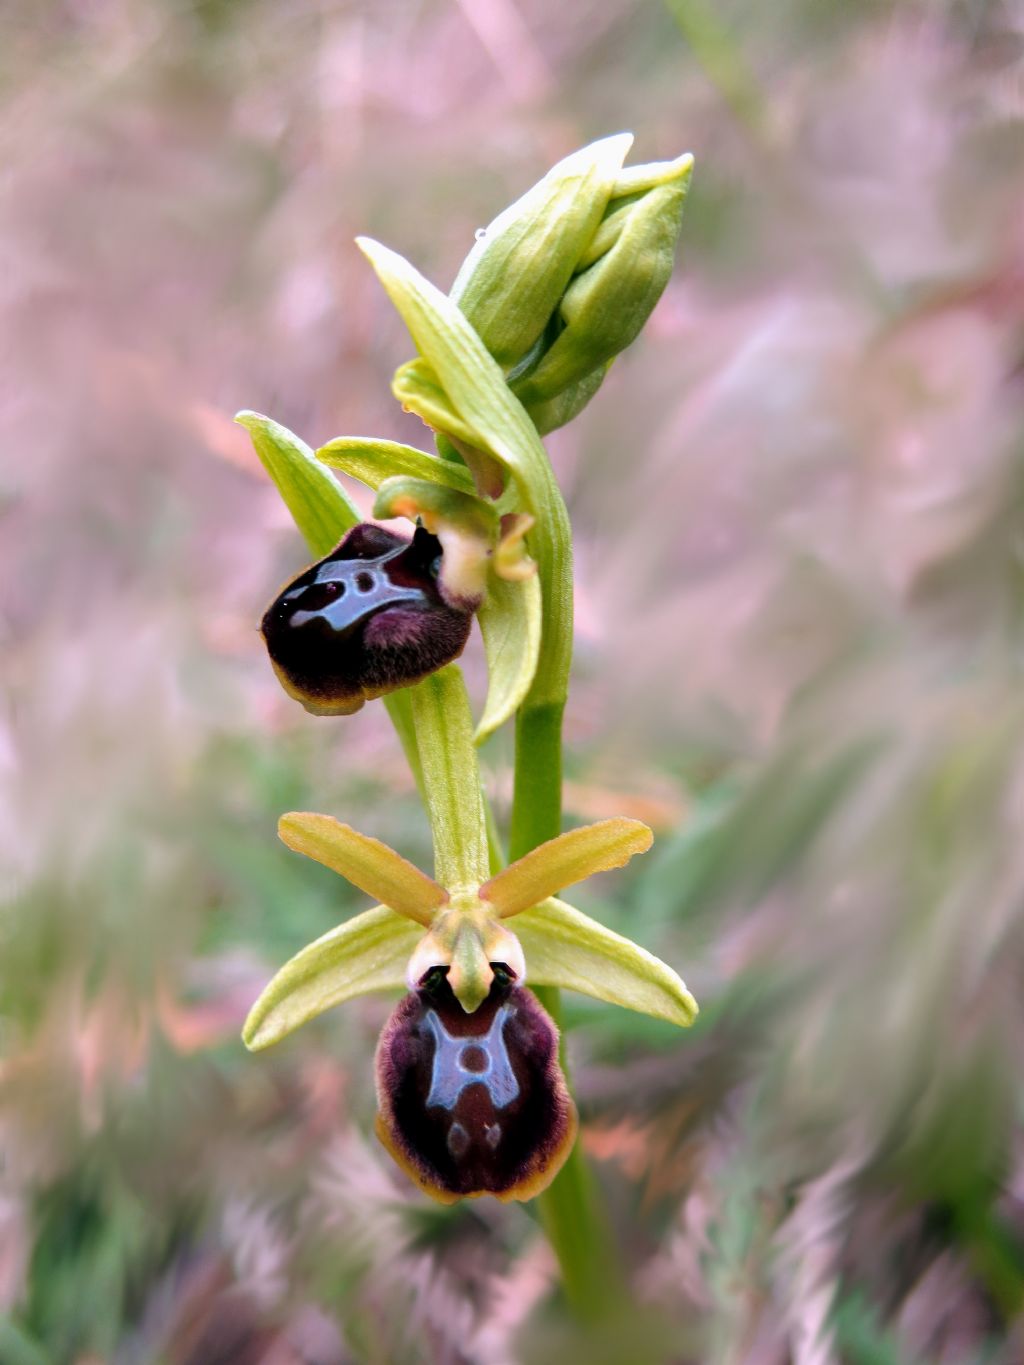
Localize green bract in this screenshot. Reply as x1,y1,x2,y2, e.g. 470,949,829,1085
356,236,573,713
450,134,634,369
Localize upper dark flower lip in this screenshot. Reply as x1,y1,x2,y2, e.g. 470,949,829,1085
261,523,476,716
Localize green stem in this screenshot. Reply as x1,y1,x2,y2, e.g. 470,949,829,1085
511,702,627,1319
509,625,628,1318
509,702,565,862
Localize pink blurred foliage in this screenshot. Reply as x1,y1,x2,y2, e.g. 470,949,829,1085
3,0,1024,1361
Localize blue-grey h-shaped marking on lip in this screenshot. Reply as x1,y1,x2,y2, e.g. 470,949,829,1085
423,1005,520,1111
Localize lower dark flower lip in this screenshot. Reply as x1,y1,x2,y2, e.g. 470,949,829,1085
374,979,578,1203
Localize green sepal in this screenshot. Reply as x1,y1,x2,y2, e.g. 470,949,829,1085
317,436,476,495
515,897,698,1027
357,238,559,512
235,410,359,558
242,905,422,1051
475,570,542,744
511,156,693,408
450,133,634,368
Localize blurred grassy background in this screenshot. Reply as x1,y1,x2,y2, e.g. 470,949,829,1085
4,0,1024,1361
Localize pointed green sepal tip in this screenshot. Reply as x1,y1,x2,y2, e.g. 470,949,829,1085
234,409,360,559
610,150,694,199
515,897,698,1028
242,905,423,1051
278,812,447,926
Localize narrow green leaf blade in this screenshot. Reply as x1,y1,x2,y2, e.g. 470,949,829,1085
515,897,698,1027
243,906,422,1051
475,571,542,743
481,818,653,916
279,813,446,925
235,410,359,558
317,436,476,495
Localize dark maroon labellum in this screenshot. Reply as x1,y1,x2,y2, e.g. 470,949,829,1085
375,973,577,1203
261,524,475,715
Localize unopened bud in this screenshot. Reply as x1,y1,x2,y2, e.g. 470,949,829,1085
511,153,693,413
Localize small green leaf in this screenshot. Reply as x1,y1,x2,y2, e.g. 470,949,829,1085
475,571,542,743
235,411,359,558
356,239,550,500
515,897,698,1027
242,906,422,1050
317,436,476,495
278,813,446,926
481,818,653,917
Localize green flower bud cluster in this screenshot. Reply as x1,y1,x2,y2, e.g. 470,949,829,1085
450,136,693,434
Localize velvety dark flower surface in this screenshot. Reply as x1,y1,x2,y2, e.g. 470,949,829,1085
375,972,577,1203
261,524,476,715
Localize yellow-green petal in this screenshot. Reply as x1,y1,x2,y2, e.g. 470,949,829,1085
480,818,653,918
278,813,446,926
515,898,698,1027
242,905,422,1051
317,435,476,496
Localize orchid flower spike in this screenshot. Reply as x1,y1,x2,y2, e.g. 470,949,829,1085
242,813,697,1203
